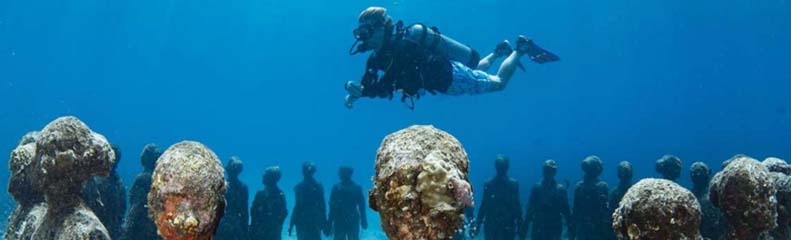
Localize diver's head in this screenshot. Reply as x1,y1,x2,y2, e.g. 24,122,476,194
690,162,711,188
225,156,244,179
302,161,317,178
617,161,633,182
494,154,510,176
339,166,354,182
263,166,281,187
655,154,682,181
581,155,604,179
543,160,557,179
352,7,392,54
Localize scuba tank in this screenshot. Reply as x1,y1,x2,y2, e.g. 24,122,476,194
401,24,480,68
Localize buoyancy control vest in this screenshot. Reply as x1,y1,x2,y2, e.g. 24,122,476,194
360,21,480,109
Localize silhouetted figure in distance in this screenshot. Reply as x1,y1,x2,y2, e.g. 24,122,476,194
289,162,328,240
570,156,610,240
120,144,162,240
690,162,725,240
521,160,571,240
656,155,682,182
328,166,368,240
250,166,288,240
471,155,522,240
82,144,127,240
215,156,250,240
608,161,633,214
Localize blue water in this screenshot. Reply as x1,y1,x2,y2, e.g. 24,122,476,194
1,0,790,238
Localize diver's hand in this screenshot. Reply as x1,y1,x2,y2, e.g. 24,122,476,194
345,81,363,97
345,95,358,109
344,81,363,109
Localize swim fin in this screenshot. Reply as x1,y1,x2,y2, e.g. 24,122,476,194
518,37,560,64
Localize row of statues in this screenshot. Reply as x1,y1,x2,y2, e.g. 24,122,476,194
5,119,790,240
472,153,791,240
4,116,369,240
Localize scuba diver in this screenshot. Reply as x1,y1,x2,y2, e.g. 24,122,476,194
344,6,559,109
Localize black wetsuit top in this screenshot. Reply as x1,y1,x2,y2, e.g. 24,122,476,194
359,24,455,101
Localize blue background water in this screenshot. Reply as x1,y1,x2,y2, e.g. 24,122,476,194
1,0,790,238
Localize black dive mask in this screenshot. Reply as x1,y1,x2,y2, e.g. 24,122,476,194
353,23,374,41
349,23,375,55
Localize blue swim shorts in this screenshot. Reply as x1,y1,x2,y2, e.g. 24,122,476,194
444,61,501,96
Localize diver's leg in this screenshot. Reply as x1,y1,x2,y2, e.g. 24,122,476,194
477,40,512,71
494,35,536,89
494,50,524,86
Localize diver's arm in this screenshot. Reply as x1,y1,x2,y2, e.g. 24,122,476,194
358,54,390,98
345,54,388,108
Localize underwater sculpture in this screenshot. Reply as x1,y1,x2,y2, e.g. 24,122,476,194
710,155,777,239
570,155,610,240
765,157,791,175
17,131,39,146
655,154,682,182
250,166,288,240
472,155,522,240
608,161,633,215
147,141,227,240
521,159,571,240
612,178,702,239
765,157,791,240
31,116,115,239
289,161,327,240
328,166,368,240
690,162,725,240
4,131,47,240
216,156,250,240
121,143,163,240
368,125,473,240
82,144,127,240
